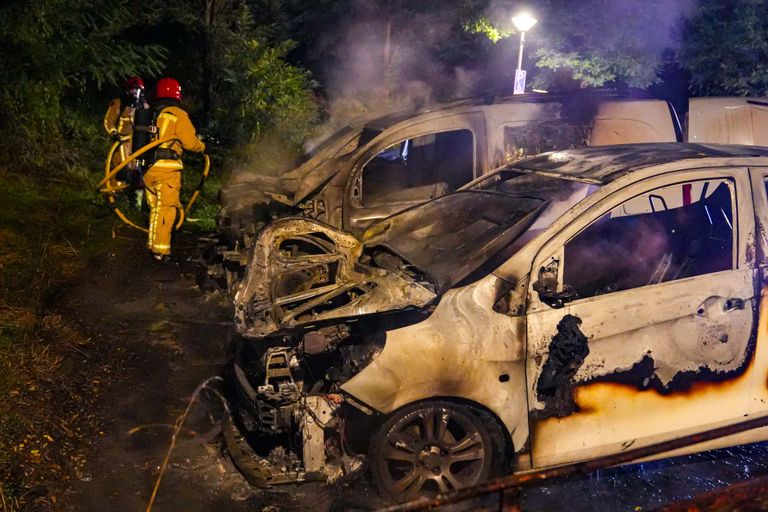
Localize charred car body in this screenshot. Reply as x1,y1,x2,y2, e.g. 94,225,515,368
228,142,768,501
205,92,681,289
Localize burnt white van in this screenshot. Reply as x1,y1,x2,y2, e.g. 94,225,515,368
205,92,680,288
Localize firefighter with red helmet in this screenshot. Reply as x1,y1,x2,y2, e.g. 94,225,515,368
104,77,149,210
103,76,148,172
144,77,205,261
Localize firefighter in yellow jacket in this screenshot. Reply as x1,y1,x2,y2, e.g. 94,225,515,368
145,77,205,262
103,76,147,173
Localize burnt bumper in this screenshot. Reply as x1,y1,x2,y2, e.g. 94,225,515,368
222,410,306,486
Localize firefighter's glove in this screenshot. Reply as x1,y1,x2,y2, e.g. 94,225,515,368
201,134,222,147
200,135,222,155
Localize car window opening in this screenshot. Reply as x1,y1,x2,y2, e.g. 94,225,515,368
563,178,735,300
503,120,591,163
361,129,474,207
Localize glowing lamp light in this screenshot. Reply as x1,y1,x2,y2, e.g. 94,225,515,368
512,12,538,33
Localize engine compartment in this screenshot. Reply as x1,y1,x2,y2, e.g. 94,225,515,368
230,309,430,485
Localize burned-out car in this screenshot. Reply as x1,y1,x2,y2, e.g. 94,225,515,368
205,93,680,289
227,142,768,501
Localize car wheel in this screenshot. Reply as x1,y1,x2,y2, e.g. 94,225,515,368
370,400,508,502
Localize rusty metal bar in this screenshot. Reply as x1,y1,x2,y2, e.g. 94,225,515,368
654,474,768,511
379,412,768,512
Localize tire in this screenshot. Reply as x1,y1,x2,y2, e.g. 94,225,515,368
369,400,509,502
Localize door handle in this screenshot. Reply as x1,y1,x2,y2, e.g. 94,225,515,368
724,298,745,311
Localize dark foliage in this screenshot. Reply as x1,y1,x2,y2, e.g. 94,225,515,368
679,0,768,96
0,0,320,176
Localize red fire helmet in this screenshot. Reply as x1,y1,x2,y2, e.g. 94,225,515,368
156,77,182,101
124,76,144,91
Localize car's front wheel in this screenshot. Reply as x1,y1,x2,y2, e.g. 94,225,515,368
370,400,508,502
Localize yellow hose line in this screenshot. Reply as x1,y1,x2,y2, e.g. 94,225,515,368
97,137,174,189
103,140,148,233
107,193,149,233
104,140,120,178
102,140,149,233
184,154,210,215
99,184,130,194
174,207,185,231
114,207,149,234
101,139,211,233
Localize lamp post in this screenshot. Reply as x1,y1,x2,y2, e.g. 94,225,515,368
511,12,537,94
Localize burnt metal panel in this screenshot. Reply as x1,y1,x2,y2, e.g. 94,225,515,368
362,191,546,293
233,218,437,339
493,143,768,184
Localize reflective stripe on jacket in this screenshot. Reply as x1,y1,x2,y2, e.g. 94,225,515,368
155,106,206,159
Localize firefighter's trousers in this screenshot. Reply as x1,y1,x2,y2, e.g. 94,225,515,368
144,161,182,256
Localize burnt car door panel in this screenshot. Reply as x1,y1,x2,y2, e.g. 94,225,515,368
744,168,768,419
750,170,768,268
525,168,759,468
344,113,487,233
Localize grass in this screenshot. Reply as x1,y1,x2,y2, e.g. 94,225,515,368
0,167,116,508
0,156,224,508
180,153,225,232
0,137,228,501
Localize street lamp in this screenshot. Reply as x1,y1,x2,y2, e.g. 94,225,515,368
511,12,537,95
512,12,537,70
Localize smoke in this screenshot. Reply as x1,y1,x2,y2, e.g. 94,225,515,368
313,2,493,125
314,0,701,121
227,133,307,183
227,0,703,186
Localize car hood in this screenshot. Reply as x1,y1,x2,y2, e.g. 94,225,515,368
233,190,546,339
218,174,294,213
362,191,546,293
219,126,363,212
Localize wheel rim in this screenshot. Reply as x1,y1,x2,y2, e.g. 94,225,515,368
376,406,487,500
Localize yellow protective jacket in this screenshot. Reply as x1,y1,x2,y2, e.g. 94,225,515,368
104,98,138,169
152,105,206,171
103,98,134,139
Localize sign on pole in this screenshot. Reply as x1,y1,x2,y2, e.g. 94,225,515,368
514,69,527,95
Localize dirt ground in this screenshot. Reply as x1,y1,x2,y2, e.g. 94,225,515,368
9,232,270,510
33,231,379,512
48,233,248,511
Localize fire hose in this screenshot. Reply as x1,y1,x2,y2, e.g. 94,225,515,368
98,138,211,233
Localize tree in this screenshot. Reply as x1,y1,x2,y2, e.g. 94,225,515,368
523,0,694,90
0,0,166,171
250,0,697,108
679,0,768,96
251,0,502,115
0,0,321,173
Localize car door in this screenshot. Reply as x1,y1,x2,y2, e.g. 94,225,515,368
344,113,486,233
746,166,768,417
524,167,759,468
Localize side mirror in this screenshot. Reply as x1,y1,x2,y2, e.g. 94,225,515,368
532,259,578,308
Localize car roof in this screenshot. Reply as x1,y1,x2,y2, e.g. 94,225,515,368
509,143,768,184
363,89,653,131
